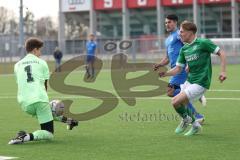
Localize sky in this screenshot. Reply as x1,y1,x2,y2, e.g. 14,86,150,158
0,0,59,19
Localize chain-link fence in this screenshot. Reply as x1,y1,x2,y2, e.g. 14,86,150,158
0,35,239,74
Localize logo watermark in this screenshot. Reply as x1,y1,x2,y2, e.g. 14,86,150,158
49,40,168,121
119,110,180,122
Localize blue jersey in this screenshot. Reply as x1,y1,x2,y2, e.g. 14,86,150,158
86,40,97,56
165,29,187,86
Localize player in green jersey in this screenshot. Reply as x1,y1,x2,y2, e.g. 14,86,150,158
9,37,78,145
159,21,227,136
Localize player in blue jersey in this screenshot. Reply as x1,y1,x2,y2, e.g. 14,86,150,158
85,34,97,79
154,14,206,123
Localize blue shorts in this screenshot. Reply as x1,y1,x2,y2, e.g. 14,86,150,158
86,55,95,63
168,83,180,89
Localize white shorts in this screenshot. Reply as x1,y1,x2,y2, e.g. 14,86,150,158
180,81,206,103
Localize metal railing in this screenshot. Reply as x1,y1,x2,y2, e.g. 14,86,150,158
0,35,239,64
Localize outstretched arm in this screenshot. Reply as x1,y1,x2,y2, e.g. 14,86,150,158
153,55,169,71
159,65,183,77
217,50,227,83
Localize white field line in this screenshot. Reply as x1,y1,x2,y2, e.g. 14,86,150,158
209,89,240,92
1,89,240,96
0,69,116,77
1,96,240,101
45,89,240,94
0,156,18,160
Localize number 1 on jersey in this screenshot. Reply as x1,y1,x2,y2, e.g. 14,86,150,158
24,65,34,82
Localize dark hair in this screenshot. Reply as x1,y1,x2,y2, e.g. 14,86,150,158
166,14,178,22
180,20,197,34
25,37,43,52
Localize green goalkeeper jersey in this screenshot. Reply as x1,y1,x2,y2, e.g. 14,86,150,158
14,54,50,107
176,38,220,89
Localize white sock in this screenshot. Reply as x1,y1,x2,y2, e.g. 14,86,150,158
192,121,201,127
23,134,30,142
183,115,192,122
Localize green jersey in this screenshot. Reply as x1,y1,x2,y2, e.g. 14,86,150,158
176,38,220,89
14,54,50,107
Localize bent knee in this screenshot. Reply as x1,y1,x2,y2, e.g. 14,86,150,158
167,87,175,97
171,97,180,107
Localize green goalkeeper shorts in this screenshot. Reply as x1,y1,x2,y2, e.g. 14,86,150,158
21,102,53,124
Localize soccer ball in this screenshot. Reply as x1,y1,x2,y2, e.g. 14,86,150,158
50,100,65,117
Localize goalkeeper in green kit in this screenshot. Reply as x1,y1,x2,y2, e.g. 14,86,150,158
9,37,78,145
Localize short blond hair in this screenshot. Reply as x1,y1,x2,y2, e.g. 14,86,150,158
180,21,197,34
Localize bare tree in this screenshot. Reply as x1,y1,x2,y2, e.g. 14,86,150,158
24,11,35,35
36,16,57,38
0,6,17,34
9,19,18,35
65,18,89,39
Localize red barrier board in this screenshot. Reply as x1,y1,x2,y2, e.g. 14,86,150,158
127,0,157,8
162,0,193,6
94,0,122,10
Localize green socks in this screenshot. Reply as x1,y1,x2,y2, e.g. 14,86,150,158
33,130,53,141
175,104,195,122
186,106,195,122
175,105,188,119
